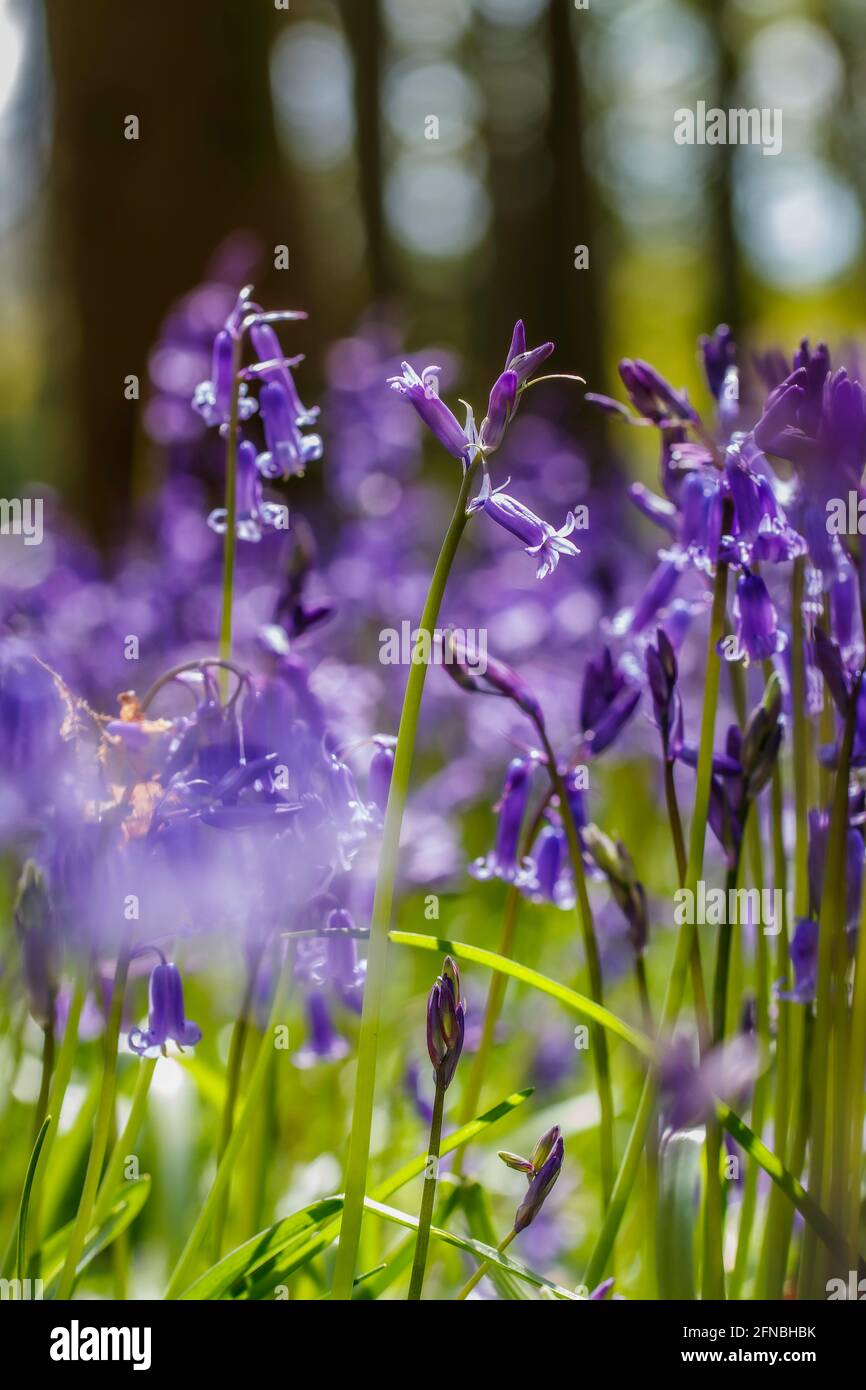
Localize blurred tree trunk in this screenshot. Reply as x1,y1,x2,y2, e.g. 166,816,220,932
338,0,389,301
541,0,605,457
44,0,306,550
700,0,742,335
482,3,605,468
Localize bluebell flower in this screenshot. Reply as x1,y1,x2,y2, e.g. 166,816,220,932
295,992,349,1067
192,326,257,428
471,757,534,884
467,473,580,580
660,1034,760,1131
646,627,684,761
257,379,322,481
388,361,476,462
207,439,291,541
777,918,819,1004
14,860,59,1027
426,956,465,1091
502,319,554,388
579,647,641,756
512,1125,565,1232
479,369,518,453
734,572,783,664
523,822,574,909
128,959,202,1057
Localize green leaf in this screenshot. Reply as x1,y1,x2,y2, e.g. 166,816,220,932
186,1087,534,1300
363,1198,580,1300
718,1103,861,1270
39,1178,152,1296
17,1116,51,1282
178,1198,344,1301
389,931,653,1057
461,1181,530,1301
656,1129,701,1300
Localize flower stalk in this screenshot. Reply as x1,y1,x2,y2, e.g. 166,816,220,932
332,457,480,1300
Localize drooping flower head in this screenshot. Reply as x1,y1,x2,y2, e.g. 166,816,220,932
128,958,202,1058
467,473,580,580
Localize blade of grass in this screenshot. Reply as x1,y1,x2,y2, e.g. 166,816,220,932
16,1116,51,1283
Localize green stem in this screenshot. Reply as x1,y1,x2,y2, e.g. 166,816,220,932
164,948,293,1299
56,953,129,1300
539,731,615,1209
665,759,710,1052
93,1057,157,1227
332,458,479,1300
847,856,866,1256
757,560,809,1299
801,674,859,1297
32,1014,55,1145
455,1227,516,1300
452,885,520,1179
452,796,550,1179
730,793,772,1299
20,972,87,1277
210,958,258,1259
702,859,741,1301
582,538,729,1290
407,1083,445,1299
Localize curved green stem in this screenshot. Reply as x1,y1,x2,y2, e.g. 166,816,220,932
407,1083,445,1299
334,458,480,1301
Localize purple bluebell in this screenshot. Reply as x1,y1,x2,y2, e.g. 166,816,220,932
368,740,395,815
579,647,641,756
734,572,782,664
777,918,819,1004
295,992,350,1067
14,860,59,1027
699,324,736,402
512,1125,565,1233
467,474,579,580
524,822,574,909
479,370,518,453
471,757,534,884
192,326,257,429
806,808,863,934
257,380,322,480
426,956,465,1091
128,959,202,1057
388,362,475,462
208,440,290,541
660,1034,760,1131
646,627,684,761
502,319,554,388
444,633,546,729
248,319,319,427
587,357,696,427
